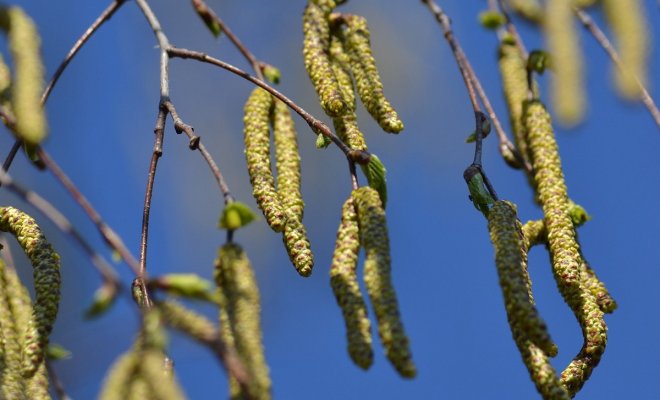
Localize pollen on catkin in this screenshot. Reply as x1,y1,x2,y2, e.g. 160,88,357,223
343,15,404,133
352,187,415,378
141,349,187,400
303,0,347,117
544,0,585,126
273,99,304,220
215,243,271,400
602,0,649,99
0,207,61,378
488,201,557,357
0,7,47,145
158,299,217,343
244,87,287,232
330,197,373,369
99,352,139,400
524,100,607,397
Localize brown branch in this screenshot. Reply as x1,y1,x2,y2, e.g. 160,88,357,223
42,0,127,104
162,100,234,205
574,8,660,128
0,168,120,287
46,361,71,400
37,149,142,276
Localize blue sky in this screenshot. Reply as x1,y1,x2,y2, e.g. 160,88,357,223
2,1,659,399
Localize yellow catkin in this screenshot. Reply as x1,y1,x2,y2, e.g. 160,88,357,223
545,0,585,126
126,376,152,400
498,41,532,173
99,352,139,400
0,259,27,399
602,0,649,99
343,15,403,133
523,219,617,314
507,0,543,22
352,187,415,378
329,32,368,151
272,99,314,277
0,7,47,145
243,88,286,232
330,197,373,369
572,0,599,7
141,350,187,400
524,100,607,396
488,201,557,357
26,362,49,400
273,99,304,220
215,243,271,400
302,0,348,117
219,308,242,399
0,207,61,378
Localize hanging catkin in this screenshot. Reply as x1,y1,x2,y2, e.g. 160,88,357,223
0,258,27,398
329,31,368,152
498,40,533,174
0,207,61,378
0,6,47,145
303,0,347,117
507,0,543,22
602,0,649,99
272,99,314,277
343,15,404,133
524,100,607,397
488,201,557,357
353,187,415,378
99,352,139,400
330,197,373,369
243,87,287,232
140,349,187,400
545,0,585,125
215,243,271,400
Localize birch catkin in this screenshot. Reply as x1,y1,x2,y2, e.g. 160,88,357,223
99,352,139,400
507,0,543,22
330,197,373,369
524,100,607,396
244,88,287,232
488,201,557,357
602,0,649,99
303,0,347,117
545,0,585,125
215,243,271,400
0,259,27,398
343,15,404,134
0,207,61,378
353,187,415,378
0,6,47,145
330,33,368,151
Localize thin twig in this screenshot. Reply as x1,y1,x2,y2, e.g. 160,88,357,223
167,47,362,161
493,0,529,58
42,0,127,104
162,101,234,205
134,0,171,102
37,149,142,276
574,8,660,128
46,361,72,400
1,140,20,174
191,0,265,81
0,168,120,287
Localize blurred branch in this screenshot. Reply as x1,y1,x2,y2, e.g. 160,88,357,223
574,8,660,128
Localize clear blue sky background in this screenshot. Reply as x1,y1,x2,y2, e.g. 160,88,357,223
2,1,659,399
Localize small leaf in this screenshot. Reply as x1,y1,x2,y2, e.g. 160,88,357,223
527,50,551,74
316,133,332,149
262,64,281,84
568,201,590,227
155,273,218,303
465,131,477,143
464,165,495,218
359,154,387,208
46,343,71,361
22,143,45,170
219,201,257,230
84,283,118,319
479,11,506,30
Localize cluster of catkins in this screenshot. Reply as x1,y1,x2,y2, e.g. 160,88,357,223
477,34,618,399
504,0,650,125
0,207,61,400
